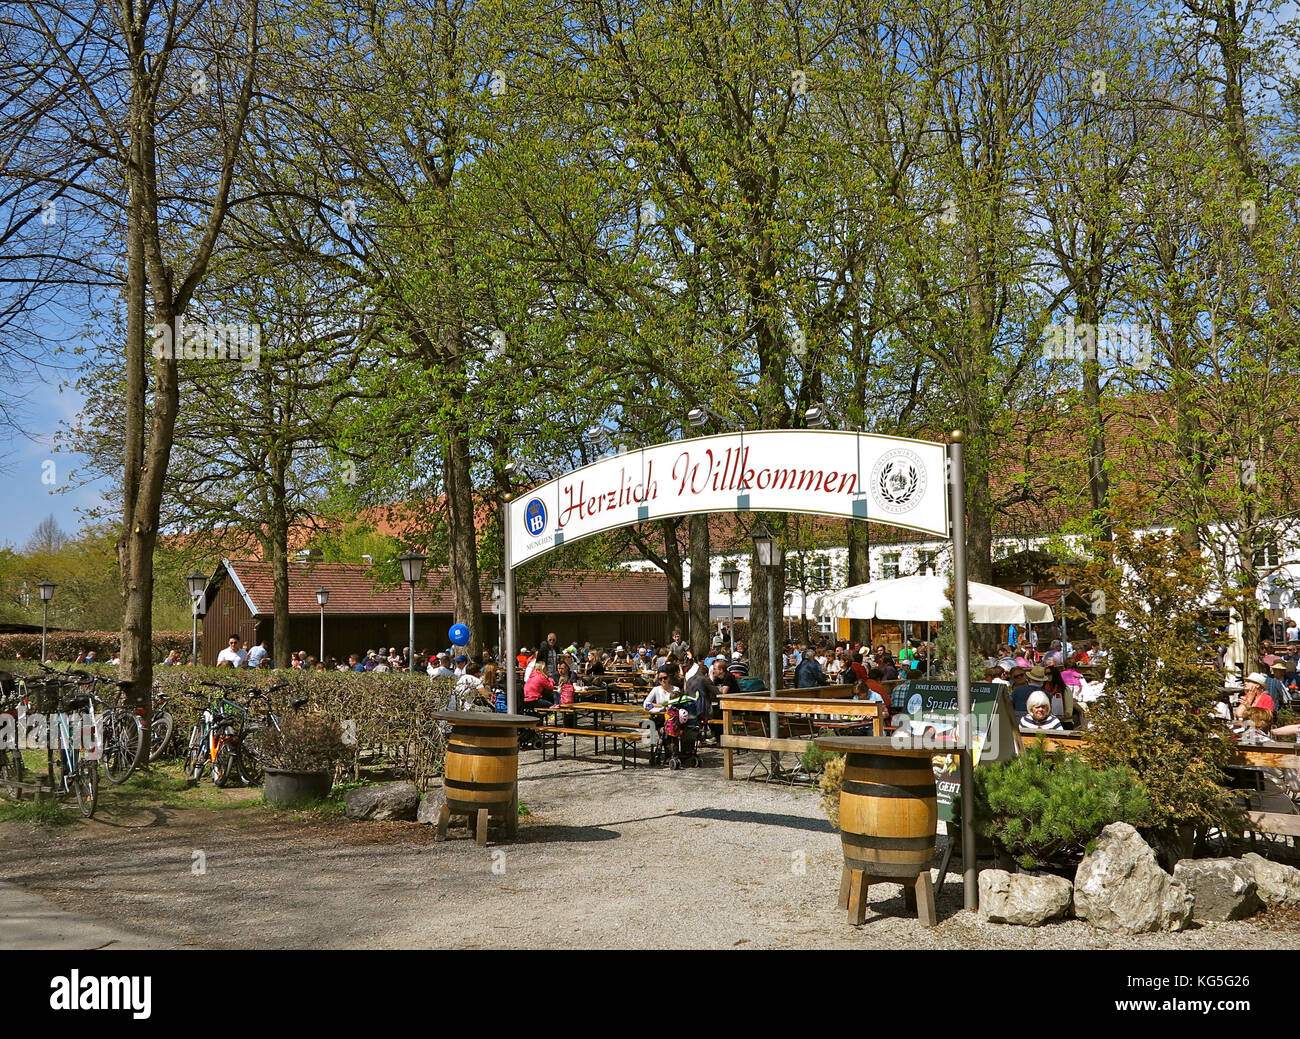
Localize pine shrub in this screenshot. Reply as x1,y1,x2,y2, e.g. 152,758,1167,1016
973,742,1149,869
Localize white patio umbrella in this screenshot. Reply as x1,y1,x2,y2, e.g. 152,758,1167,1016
811,573,1055,625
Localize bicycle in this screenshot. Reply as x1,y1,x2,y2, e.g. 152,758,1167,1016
66,670,146,785
148,687,175,762
235,683,302,786
0,674,24,799
23,671,106,818
183,685,247,782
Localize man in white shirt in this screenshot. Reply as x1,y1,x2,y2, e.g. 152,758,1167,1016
453,655,469,676
217,636,245,667
429,652,455,677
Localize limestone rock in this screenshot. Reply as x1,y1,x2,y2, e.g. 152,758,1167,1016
1242,853,1300,907
416,786,446,825
1173,858,1262,921
344,781,419,822
978,869,1073,926
1073,823,1192,933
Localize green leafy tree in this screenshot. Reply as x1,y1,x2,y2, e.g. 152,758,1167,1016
1073,530,1242,854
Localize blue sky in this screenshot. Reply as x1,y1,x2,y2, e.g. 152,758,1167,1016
0,368,110,549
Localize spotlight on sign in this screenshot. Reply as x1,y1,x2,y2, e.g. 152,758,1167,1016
804,404,830,428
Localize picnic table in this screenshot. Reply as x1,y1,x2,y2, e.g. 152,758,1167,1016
533,702,652,768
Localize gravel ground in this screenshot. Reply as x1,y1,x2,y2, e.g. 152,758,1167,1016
2,745,1299,949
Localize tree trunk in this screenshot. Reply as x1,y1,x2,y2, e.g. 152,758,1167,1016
846,519,870,646
445,417,484,659
269,467,290,668
662,518,686,641
688,512,711,658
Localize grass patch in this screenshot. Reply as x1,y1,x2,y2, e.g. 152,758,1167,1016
0,798,74,825
518,802,531,817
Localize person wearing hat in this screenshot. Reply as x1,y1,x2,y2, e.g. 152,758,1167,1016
1010,665,1046,715
1237,673,1277,719
453,654,469,677
1267,661,1291,708
1021,690,1063,730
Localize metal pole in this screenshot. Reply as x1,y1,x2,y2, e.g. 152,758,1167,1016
504,496,518,715
949,432,976,911
728,592,735,660
192,601,199,664
408,582,416,675
41,601,48,662
319,605,325,664
767,566,780,773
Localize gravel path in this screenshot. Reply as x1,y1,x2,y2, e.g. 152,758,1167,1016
2,747,1298,949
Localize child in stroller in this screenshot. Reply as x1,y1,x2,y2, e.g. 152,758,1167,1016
657,701,701,769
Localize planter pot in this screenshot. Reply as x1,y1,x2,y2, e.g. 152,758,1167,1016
263,768,332,807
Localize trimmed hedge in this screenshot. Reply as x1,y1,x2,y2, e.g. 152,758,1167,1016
0,660,460,790
0,631,192,663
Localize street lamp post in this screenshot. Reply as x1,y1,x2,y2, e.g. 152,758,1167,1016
316,588,329,663
720,562,739,658
398,552,426,672
752,525,784,776
38,581,55,662
185,572,207,664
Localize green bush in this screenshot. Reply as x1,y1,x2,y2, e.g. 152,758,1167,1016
971,742,1150,870
799,743,836,774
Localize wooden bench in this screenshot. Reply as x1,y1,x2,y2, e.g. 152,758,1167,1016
717,693,883,780
536,725,645,768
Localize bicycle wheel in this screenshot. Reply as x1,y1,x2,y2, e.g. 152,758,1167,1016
0,747,24,799
149,711,175,761
212,739,237,788
184,725,206,779
101,709,145,784
237,732,263,786
74,759,98,818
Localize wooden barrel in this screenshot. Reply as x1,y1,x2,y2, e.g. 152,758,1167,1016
443,724,520,816
838,750,937,880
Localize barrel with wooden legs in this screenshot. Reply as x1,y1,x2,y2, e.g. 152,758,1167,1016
431,711,538,846
816,736,939,927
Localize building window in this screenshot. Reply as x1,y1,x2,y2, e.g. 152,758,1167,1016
817,615,834,634
810,554,832,591
916,550,937,575
1254,544,1279,569
882,553,900,580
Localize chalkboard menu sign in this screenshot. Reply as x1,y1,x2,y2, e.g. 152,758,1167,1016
890,679,1018,822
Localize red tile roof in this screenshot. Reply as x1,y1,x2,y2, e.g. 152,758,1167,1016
217,560,669,616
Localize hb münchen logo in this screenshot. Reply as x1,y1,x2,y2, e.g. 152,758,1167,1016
869,448,926,515
524,498,547,536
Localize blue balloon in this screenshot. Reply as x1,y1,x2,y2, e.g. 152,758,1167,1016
449,623,470,646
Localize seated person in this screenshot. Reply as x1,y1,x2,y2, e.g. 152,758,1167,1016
1237,673,1276,719
1021,690,1063,730
523,667,555,710
643,671,679,710
1232,705,1273,743
864,667,888,699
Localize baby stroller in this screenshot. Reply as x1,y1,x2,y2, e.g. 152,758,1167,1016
659,706,701,769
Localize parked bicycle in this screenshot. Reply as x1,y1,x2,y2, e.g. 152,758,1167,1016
0,672,24,799
148,686,175,762
21,668,117,818
183,684,247,783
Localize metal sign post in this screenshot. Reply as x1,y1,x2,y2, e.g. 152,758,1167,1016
947,431,977,912
504,495,519,716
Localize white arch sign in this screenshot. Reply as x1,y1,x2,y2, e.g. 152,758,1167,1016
506,430,949,569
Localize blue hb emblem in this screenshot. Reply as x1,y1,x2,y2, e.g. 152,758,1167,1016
524,498,547,536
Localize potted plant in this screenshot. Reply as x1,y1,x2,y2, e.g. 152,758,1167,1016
256,712,348,807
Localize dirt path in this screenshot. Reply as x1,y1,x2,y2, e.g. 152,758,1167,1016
2,751,1298,949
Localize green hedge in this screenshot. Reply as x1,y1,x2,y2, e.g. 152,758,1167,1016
0,661,461,790
0,631,192,663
